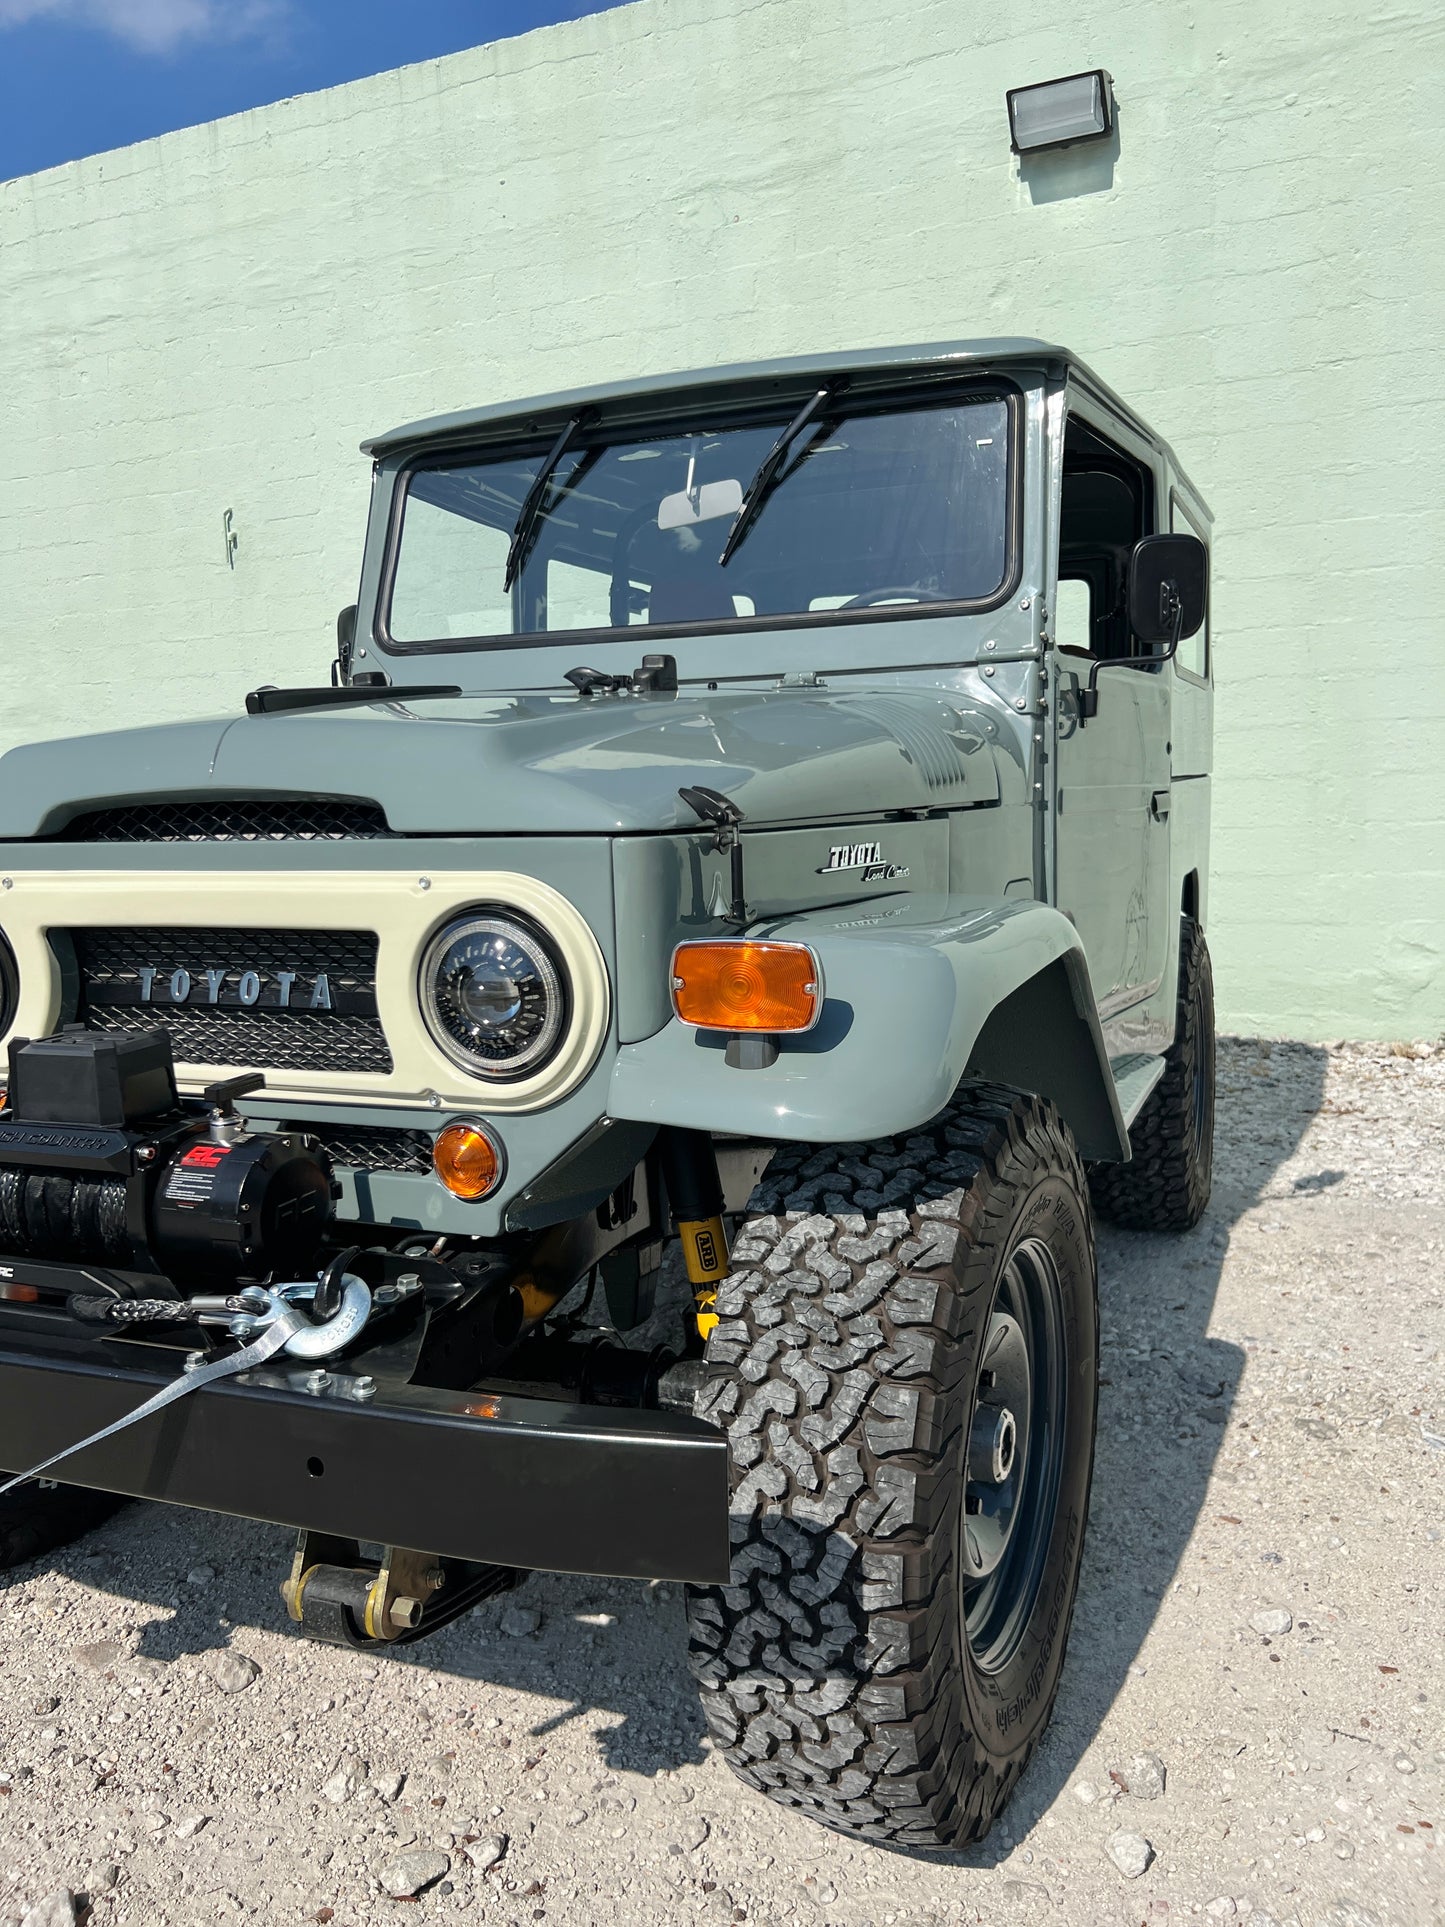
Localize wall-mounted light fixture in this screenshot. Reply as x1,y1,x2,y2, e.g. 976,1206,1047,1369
1007,69,1114,155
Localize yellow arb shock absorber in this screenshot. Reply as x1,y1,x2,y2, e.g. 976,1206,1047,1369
678,1215,730,1336
658,1127,730,1339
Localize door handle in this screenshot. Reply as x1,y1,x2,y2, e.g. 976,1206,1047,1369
1150,789,1171,822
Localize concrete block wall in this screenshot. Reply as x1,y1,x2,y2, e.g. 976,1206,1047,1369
1,0,1442,1037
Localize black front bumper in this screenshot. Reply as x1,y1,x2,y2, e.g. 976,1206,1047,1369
0,1333,731,1584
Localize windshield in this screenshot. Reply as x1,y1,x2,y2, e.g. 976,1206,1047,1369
384,388,1013,647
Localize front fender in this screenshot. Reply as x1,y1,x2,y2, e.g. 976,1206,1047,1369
608,895,1130,1161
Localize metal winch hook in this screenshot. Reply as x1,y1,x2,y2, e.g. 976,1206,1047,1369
270,1273,373,1358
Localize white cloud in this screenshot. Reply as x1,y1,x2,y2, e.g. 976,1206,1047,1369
0,0,287,55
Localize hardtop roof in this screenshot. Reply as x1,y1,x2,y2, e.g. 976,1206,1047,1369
362,337,1206,508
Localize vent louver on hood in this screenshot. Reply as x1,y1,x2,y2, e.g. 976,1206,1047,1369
53,799,395,842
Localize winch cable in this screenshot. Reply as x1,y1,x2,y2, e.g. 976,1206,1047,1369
0,1276,371,1498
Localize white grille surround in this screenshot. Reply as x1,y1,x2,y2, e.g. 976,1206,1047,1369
0,869,610,1114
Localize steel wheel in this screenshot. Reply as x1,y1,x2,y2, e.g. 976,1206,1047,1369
962,1236,1068,1674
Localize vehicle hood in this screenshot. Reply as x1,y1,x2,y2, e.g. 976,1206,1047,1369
0,688,1006,838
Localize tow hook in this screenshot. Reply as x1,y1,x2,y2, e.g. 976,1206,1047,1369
281,1531,517,1648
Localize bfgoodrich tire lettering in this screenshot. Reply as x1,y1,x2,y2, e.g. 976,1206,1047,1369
686,1084,1098,1847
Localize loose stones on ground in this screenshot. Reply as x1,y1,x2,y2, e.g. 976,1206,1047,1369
1250,1607,1294,1636
19,1896,77,1927
667,1813,710,1854
463,1834,508,1871
321,1751,368,1803
71,1640,122,1673
208,1649,260,1693
1105,1829,1155,1878
379,1848,450,1898
1118,1752,1167,1799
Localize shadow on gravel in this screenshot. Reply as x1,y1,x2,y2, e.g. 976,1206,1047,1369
16,1502,713,1773
2,1040,1335,1834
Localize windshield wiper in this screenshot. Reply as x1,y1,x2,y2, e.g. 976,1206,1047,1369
245,683,461,715
504,410,596,591
719,382,843,567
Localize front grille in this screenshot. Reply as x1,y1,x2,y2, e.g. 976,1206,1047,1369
300,1125,434,1175
55,799,394,842
86,1003,392,1075
71,927,392,1075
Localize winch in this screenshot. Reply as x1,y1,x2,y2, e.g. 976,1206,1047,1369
0,1025,381,1505
0,1026,335,1282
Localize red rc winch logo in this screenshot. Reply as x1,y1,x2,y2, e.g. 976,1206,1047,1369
180,1143,232,1169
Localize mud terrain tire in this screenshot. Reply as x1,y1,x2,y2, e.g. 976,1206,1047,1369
1090,916,1215,1233
686,1084,1098,1847
0,1482,128,1572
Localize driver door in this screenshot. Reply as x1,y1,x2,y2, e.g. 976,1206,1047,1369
1050,418,1172,1038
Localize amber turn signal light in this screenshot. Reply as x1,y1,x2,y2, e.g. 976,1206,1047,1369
670,940,823,1034
433,1120,505,1201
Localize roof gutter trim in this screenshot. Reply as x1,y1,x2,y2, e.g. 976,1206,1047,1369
360,338,1067,458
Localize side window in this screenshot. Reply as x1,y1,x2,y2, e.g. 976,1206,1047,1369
1057,415,1155,660
1169,495,1210,681
545,559,613,631
1054,577,1093,654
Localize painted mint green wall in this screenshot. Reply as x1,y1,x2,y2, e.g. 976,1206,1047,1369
2,0,1442,1037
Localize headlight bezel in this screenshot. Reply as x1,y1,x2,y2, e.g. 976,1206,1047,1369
0,930,18,1044
419,906,570,1082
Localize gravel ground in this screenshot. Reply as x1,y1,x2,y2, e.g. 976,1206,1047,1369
0,1038,1441,1927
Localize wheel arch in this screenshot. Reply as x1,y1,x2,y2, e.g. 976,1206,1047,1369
964,949,1129,1163
610,899,1130,1162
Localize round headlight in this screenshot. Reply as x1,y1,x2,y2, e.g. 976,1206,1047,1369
421,911,567,1080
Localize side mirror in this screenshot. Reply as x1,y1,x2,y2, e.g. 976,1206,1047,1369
1127,534,1207,647
332,604,359,688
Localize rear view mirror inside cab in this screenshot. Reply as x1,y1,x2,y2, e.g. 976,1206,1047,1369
657,477,743,530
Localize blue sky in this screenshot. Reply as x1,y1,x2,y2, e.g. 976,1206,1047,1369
0,0,626,182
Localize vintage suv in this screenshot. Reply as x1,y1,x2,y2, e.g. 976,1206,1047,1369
0,341,1213,1848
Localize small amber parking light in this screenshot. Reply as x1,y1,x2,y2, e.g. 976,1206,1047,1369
671,940,823,1034
433,1120,505,1201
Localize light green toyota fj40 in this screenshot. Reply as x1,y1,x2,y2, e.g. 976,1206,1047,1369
0,340,1213,1847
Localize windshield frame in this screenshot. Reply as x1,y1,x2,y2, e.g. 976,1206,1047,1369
372,375,1024,657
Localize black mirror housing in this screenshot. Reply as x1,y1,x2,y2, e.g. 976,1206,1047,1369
1128,534,1207,645
332,603,359,687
